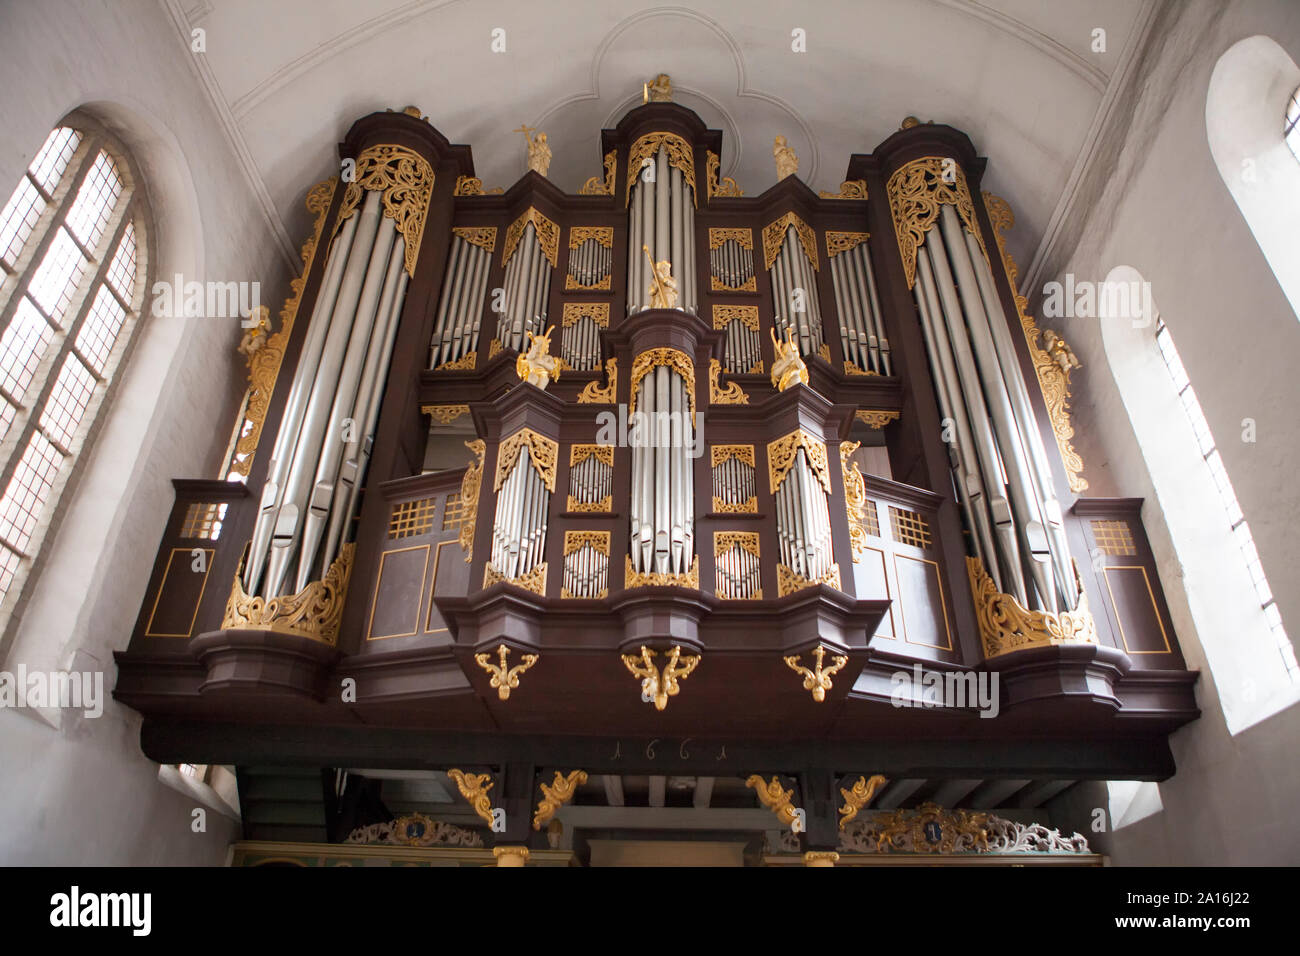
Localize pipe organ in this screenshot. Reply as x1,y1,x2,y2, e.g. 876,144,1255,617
118,94,1198,856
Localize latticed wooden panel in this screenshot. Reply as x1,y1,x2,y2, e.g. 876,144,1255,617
888,506,931,549
389,497,437,539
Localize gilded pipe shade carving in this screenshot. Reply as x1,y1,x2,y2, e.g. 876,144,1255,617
886,156,986,289
333,144,436,277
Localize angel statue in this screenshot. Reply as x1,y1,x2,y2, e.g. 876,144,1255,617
643,244,679,310
645,73,673,102
773,135,798,180
237,305,272,360
515,124,552,177
1042,329,1081,376
770,326,809,391
516,326,562,389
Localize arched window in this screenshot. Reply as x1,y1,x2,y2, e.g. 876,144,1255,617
0,120,147,614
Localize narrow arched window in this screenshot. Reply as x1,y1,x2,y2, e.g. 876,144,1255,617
0,121,147,612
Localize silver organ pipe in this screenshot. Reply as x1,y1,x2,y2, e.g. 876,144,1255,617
715,540,761,600
774,448,833,580
561,314,602,371
430,234,491,368
567,238,612,289
629,366,695,575
499,223,551,352
831,241,889,374
627,146,697,314
490,446,550,581
771,227,824,358
564,541,609,599
719,310,761,374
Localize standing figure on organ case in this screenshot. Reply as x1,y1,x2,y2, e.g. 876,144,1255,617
773,135,799,179
643,244,679,309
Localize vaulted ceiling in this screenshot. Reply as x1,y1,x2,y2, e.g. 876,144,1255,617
176,0,1153,273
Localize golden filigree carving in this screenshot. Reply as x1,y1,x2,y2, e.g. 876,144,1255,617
488,339,505,359
777,563,842,597
446,769,496,825
709,227,753,250
627,132,696,206
885,156,986,289
569,226,613,248
711,275,757,293
561,301,610,328
705,150,744,198
709,359,749,405
874,802,989,854
826,230,870,258
459,439,485,561
516,328,562,390
841,440,870,559
453,176,503,196
983,191,1088,492
533,771,588,829
577,357,618,405
767,429,831,495
229,177,336,478
769,327,810,392
566,495,613,514
854,409,900,429
628,348,695,426
762,211,819,271
816,342,831,364
494,428,558,492
784,644,849,702
711,444,755,468
436,351,477,371
967,556,1098,659
714,530,760,558
484,560,548,596
222,543,354,646
571,444,615,467
844,361,878,376
712,305,760,332
621,645,700,710
713,497,758,514
819,180,868,200
563,530,610,557
452,226,497,252
421,404,470,425
473,643,539,701
624,555,700,590
580,151,617,196
838,774,888,829
746,775,800,827
335,145,435,276
502,206,560,267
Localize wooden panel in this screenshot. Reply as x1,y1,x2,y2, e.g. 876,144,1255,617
144,547,215,638
1103,566,1172,655
854,544,895,638
427,539,467,634
893,553,952,651
366,545,430,641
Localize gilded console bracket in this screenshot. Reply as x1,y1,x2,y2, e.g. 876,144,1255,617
621,645,700,711
967,556,1098,659
532,770,589,830
473,643,539,701
838,774,888,829
222,542,354,646
783,644,849,702
746,775,801,829
446,769,496,826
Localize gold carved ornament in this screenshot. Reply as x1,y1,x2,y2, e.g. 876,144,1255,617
561,301,610,328
841,440,870,559
569,226,613,249
453,176,503,196
885,156,987,290
628,348,696,426
711,444,755,468
816,342,831,364
826,230,869,259
767,429,831,495
819,180,868,200
421,404,469,425
563,529,611,556
769,327,809,391
761,212,819,271
983,191,1088,493
705,150,744,199
570,443,615,467
533,771,589,829
838,774,888,829
855,409,900,429
333,144,436,277
712,305,759,332
452,226,497,253
621,645,700,711
845,361,878,377
483,560,548,597
709,359,749,405
777,563,842,597
626,132,697,207
229,177,336,478
624,555,700,590
745,776,800,828
501,206,560,267
784,644,849,702
714,531,760,559
967,555,1098,659
458,439,485,562
495,428,558,493
487,339,504,360
446,769,496,826
577,357,618,405
222,542,354,646
579,151,617,196
873,802,989,854
565,447,614,513
709,227,753,250
473,643,539,701
437,351,476,371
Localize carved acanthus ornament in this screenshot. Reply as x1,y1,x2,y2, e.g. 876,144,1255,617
841,440,871,559
967,556,1098,659
767,429,831,495
628,348,696,426
709,359,748,405
838,775,888,828
579,151,617,196
983,191,1088,493
705,150,744,199
777,563,842,597
784,644,849,702
577,357,618,405
566,446,613,513
714,531,760,559
502,206,560,267
870,803,990,854
746,775,800,828
621,644,701,710
495,428,558,492
561,301,610,328
626,131,697,206
453,176,503,196
854,409,900,429
446,770,496,826
334,145,435,276
458,439,485,561
624,555,700,590
222,543,354,646
762,211,819,270
473,643,539,701
436,351,476,371
712,304,759,331
563,530,610,556
229,177,336,478
420,404,469,425
345,814,483,848
483,560,548,597
533,770,589,829
452,226,497,252
825,230,870,259
885,156,986,289
769,327,809,391
819,180,868,200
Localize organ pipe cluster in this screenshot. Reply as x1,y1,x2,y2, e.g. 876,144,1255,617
568,449,613,510
627,147,697,314
774,449,835,581
830,241,892,375
711,452,756,511
490,445,550,581
563,538,610,598
718,310,762,374
629,367,696,575
770,227,825,357
429,233,490,368
716,538,761,600
560,311,604,372
912,203,1076,613
567,236,613,289
498,222,551,351
244,190,409,598
710,237,755,290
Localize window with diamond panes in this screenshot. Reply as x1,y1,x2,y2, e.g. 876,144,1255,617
0,123,146,609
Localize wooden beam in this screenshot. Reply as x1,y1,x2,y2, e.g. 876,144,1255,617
602,774,624,807
693,776,714,809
